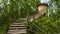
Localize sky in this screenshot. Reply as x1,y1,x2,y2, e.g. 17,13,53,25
40,0,50,3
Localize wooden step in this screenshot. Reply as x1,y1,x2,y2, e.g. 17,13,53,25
18,18,27,21
11,25,25,27
7,29,26,34
8,29,26,33
19,29,26,33
12,23,24,25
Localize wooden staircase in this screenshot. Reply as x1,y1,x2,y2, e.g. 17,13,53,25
6,18,26,34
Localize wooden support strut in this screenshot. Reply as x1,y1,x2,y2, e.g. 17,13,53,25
29,11,46,22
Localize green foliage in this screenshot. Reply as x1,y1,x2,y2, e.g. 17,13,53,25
0,0,20,34
0,0,60,34
20,0,38,17
27,12,60,34
26,0,60,34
